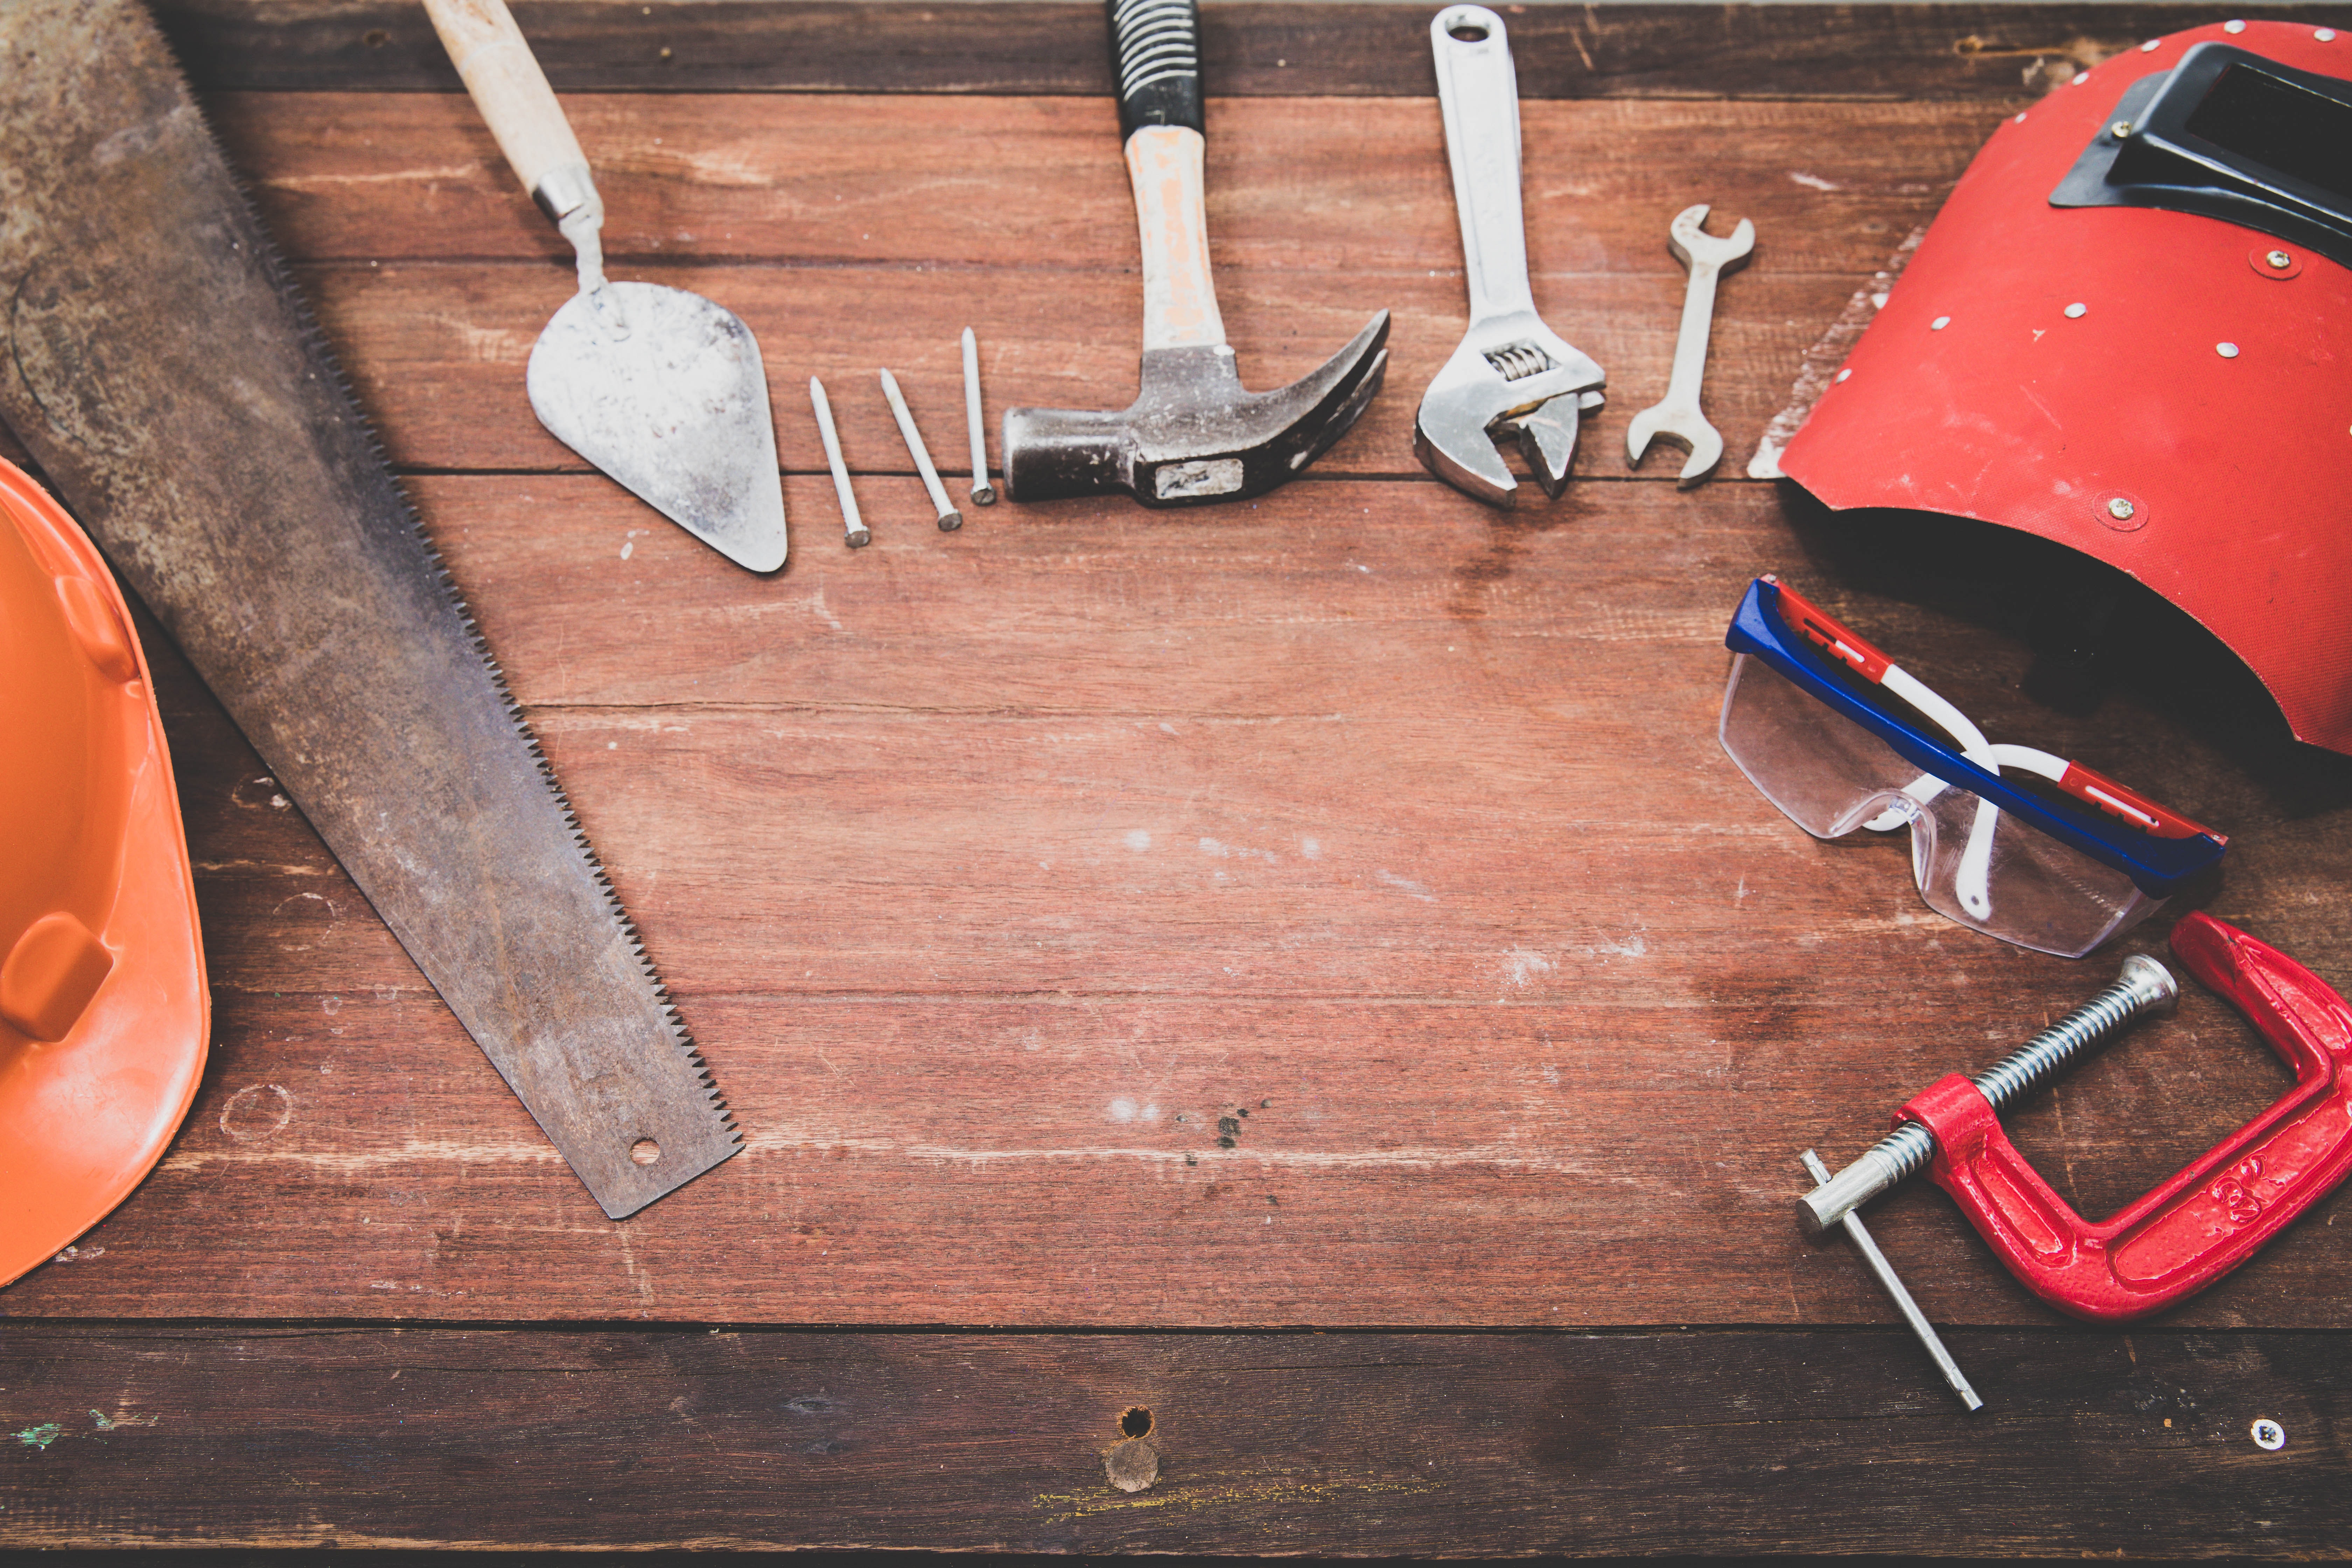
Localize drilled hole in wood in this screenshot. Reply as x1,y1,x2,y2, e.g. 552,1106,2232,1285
362,29,388,46
630,1138,661,1166
1120,1406,1153,1439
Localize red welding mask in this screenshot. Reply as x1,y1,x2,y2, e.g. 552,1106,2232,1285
0,456,208,1289
1783,20,2352,753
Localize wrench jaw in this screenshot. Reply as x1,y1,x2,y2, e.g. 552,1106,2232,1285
1625,406,1726,489
1413,318,1605,508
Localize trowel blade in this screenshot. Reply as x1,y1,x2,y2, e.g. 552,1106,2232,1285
527,281,788,573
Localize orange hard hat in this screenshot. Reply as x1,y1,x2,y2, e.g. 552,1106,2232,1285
0,456,207,1290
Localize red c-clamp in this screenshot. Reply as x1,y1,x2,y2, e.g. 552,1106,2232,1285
1898,912,2352,1321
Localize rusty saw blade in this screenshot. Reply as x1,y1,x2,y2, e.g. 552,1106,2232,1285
0,0,739,1218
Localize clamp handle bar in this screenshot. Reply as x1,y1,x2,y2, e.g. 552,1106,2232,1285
1902,912,2352,1322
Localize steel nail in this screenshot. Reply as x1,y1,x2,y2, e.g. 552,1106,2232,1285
808,377,867,547
962,328,996,506
879,368,963,532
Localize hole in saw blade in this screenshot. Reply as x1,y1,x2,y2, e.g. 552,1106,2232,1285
630,1138,662,1167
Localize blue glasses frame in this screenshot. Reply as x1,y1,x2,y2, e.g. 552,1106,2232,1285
1725,577,2227,897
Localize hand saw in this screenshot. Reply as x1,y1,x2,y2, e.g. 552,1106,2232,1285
0,0,739,1219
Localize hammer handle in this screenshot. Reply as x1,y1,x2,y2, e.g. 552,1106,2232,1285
1109,0,1204,140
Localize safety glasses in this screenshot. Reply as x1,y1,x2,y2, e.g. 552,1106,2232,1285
1720,576,2227,958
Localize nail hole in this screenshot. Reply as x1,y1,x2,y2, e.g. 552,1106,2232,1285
1448,21,1490,41
362,28,389,47
630,1138,661,1166
1120,1406,1154,1439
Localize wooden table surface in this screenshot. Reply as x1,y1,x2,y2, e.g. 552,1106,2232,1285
8,0,2352,1553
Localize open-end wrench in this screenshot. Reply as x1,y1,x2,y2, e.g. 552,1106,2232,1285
1625,203,1754,487
1415,5,1605,509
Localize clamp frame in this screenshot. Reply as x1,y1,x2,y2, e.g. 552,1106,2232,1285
1898,912,2352,1322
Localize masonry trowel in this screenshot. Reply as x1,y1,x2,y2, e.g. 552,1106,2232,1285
424,0,787,572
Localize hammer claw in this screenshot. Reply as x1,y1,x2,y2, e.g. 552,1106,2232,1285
1003,310,1390,507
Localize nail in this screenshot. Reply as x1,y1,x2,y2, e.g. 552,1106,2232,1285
808,377,867,547
878,368,962,531
962,328,996,505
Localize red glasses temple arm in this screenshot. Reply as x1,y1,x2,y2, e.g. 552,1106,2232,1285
1768,578,1892,683
2058,760,2224,843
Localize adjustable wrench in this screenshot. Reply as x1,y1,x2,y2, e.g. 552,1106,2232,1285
1414,5,1604,509
1625,203,1754,486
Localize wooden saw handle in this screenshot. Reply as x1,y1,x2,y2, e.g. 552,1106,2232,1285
421,0,598,228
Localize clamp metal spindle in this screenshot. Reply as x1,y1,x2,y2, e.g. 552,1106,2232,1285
1799,1148,1982,1411
1797,955,2180,1235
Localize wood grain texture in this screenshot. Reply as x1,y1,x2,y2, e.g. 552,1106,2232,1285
191,90,1992,478
5,0,2350,1338
3,1322,2348,1553
153,0,2352,99
7,474,2348,1326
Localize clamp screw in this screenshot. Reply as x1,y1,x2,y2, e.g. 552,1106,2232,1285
1797,955,2178,1234
2266,250,2294,270
2107,497,2136,522
2110,119,2133,138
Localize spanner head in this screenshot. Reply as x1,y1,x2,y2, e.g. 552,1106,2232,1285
1626,204,1755,486
1624,401,1723,487
1667,202,1756,273
1413,312,1606,508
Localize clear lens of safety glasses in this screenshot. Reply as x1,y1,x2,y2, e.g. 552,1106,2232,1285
1905,782,2158,957
1719,652,1917,838
1718,577,2228,959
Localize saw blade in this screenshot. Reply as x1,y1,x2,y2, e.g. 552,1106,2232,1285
0,0,739,1219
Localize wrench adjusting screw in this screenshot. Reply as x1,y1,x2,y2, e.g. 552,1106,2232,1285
1797,955,2179,1235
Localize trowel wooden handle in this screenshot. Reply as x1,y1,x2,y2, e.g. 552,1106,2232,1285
422,0,597,222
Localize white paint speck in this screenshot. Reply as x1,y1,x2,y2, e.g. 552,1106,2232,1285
1377,869,1436,902
620,540,634,560
1125,829,1152,851
1503,948,1554,989
1110,1098,1138,1122
1788,171,1837,192
1301,837,1321,860
1160,722,1177,735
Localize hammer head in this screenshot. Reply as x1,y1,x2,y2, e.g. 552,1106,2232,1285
1002,312,1389,506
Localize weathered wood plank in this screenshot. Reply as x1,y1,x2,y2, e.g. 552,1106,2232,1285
187,90,1990,479
209,90,1992,278
2,1323,2347,1553
153,0,2352,100
303,261,1868,481
7,478,2348,1325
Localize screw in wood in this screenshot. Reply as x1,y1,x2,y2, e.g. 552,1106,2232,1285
962,328,995,505
808,377,867,547
1796,955,2178,1235
878,368,963,531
